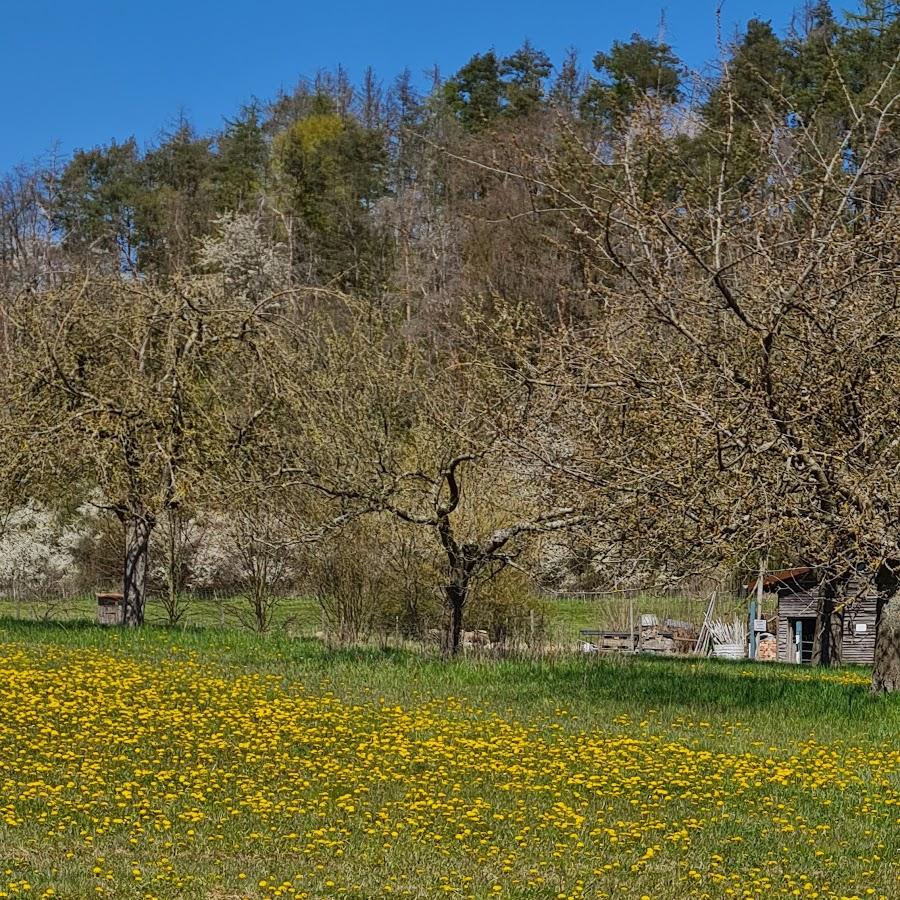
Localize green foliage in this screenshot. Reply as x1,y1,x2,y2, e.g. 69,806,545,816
272,110,389,285
44,10,900,286
53,120,217,275
703,19,792,127
580,33,682,127
499,40,553,118
53,138,147,269
140,120,216,273
443,42,553,130
839,1,900,99
786,2,843,123
213,103,268,211
548,47,583,114
442,50,505,130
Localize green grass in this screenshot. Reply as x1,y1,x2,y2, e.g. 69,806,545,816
0,593,324,633
546,594,750,643
0,618,897,899
0,592,752,647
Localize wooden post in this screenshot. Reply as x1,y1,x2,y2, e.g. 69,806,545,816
749,600,757,660
756,556,766,615
751,556,767,661
694,592,716,656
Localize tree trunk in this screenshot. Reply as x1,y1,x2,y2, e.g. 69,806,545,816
813,585,842,666
122,511,154,627
447,582,468,657
872,594,900,693
166,508,178,624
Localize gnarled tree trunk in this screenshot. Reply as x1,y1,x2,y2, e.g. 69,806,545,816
121,509,154,627
813,581,843,667
872,595,900,693
446,581,468,657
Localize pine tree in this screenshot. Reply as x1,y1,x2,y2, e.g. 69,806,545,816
214,103,268,212
500,41,553,118
840,0,900,96
786,2,841,122
549,47,584,115
704,19,792,126
580,34,682,128
443,51,505,130
141,118,216,273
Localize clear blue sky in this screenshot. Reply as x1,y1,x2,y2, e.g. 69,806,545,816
1,0,803,172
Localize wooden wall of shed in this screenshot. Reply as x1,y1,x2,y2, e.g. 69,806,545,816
776,593,818,662
840,599,878,665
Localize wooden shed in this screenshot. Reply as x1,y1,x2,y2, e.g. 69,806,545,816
96,592,125,626
749,567,880,665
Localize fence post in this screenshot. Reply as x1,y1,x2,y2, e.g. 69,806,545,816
629,594,635,653
748,600,757,660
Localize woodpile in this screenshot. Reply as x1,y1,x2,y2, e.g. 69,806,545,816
756,634,777,662
670,625,700,654
638,634,675,654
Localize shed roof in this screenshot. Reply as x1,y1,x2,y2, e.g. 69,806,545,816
745,566,815,593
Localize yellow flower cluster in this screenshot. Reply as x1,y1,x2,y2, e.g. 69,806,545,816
0,641,896,898
734,665,873,688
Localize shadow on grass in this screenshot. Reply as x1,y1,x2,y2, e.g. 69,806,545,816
1,615,895,726
0,614,99,634
471,653,893,722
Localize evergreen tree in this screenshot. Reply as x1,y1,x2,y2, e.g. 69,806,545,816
840,0,900,96
443,51,505,130
580,34,682,127
53,138,147,271
500,41,553,117
549,47,584,115
214,103,268,212
704,19,792,126
845,0,900,35
141,118,216,273
786,2,841,123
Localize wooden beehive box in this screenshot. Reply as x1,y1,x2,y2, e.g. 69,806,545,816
97,593,124,626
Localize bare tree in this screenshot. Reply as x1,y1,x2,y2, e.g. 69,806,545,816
539,64,900,689
0,275,272,624
274,294,588,654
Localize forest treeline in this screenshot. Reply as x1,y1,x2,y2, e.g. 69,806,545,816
3,1,900,689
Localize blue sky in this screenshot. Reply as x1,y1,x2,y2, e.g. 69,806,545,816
1,0,802,172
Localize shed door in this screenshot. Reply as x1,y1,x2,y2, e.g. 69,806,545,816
789,617,816,664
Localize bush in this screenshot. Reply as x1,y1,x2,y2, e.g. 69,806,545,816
307,517,442,645
465,569,548,647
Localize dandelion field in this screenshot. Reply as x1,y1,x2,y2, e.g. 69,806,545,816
0,622,898,899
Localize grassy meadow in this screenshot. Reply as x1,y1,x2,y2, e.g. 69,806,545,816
0,592,750,646
0,618,898,899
